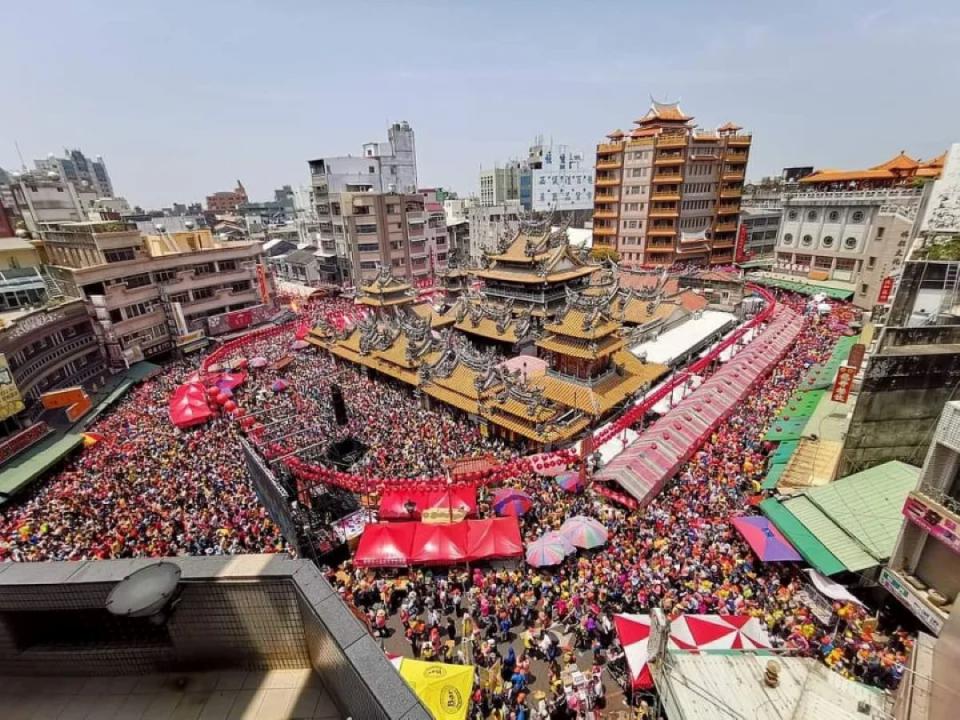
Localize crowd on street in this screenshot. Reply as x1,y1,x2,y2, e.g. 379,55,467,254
0,289,916,719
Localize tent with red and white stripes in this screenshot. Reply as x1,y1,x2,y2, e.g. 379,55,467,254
613,613,771,690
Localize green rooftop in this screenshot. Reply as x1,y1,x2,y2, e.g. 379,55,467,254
761,460,920,575
747,275,855,300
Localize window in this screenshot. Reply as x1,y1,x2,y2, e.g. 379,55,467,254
192,287,214,301
806,210,818,221
782,233,793,245
368,166,376,173
154,270,176,283
193,262,214,275
356,224,377,234
828,210,840,222
851,210,865,223
104,248,135,263
231,280,251,293
219,259,238,271
815,256,833,270
860,283,869,294
821,236,834,248
787,210,798,221
876,226,885,239
867,256,876,269
835,258,856,271
843,236,857,249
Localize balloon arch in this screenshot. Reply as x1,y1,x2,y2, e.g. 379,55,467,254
197,285,778,494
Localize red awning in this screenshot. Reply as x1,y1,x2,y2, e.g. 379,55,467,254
168,382,214,429
410,522,470,565
466,517,523,560
353,523,417,567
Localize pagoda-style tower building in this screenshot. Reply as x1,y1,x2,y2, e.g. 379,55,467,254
474,222,597,316
531,286,668,419
355,265,417,312
439,296,538,353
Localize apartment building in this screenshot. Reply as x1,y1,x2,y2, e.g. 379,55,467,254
309,122,418,281
591,100,751,267
34,148,114,198
738,206,781,259
331,191,438,286
10,170,99,235
882,400,960,635
0,298,106,413
520,140,594,211
479,163,521,206
468,200,521,262
206,180,248,214
43,221,272,367
419,188,450,275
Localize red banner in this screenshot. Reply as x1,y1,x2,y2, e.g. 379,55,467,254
226,309,254,330
877,276,894,304
831,365,857,403
735,222,750,263
257,263,271,304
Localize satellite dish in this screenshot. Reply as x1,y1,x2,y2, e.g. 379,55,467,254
155,224,166,233
184,220,195,230
106,562,181,623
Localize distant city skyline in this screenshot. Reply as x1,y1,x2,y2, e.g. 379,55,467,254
3,1,957,207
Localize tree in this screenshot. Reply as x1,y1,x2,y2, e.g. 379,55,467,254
590,247,621,263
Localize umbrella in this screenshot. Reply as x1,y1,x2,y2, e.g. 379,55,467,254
492,488,533,517
731,516,801,562
555,471,585,493
525,536,568,567
291,339,310,350
541,530,576,555
559,516,608,549
250,356,269,368
271,379,289,393
228,357,247,370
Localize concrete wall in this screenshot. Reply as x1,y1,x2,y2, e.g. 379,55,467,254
0,555,430,720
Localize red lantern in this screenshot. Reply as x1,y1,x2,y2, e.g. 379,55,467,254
224,400,237,413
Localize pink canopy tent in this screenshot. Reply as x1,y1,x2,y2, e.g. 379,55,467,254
465,517,523,560
614,613,771,690
168,382,214,429
410,522,470,565
353,523,417,567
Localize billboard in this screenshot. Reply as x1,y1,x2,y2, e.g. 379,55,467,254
0,353,25,421
830,365,857,403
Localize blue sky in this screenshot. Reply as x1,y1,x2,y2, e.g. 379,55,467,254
3,1,958,207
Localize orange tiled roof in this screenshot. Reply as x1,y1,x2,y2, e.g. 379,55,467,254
536,334,624,360
870,151,920,172
544,307,620,340
800,169,896,184
423,384,481,415
473,266,596,284
636,100,693,125
678,290,709,313
485,410,589,444
618,296,681,327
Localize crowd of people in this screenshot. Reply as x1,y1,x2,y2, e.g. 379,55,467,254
0,288,916,718
330,294,914,718
0,294,506,560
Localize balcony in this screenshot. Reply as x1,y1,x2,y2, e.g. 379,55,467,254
103,283,161,309
653,173,683,184
657,134,688,148
719,188,742,199
717,203,740,214
593,210,618,220
596,177,621,188
596,160,622,171
594,194,619,203
714,221,738,233
593,227,617,237
405,211,424,223
646,246,674,253
654,152,685,165
649,207,679,219
712,239,735,249
880,567,949,635
726,134,752,146
597,142,622,156
722,172,745,182
652,192,681,202
725,150,749,162
648,228,677,237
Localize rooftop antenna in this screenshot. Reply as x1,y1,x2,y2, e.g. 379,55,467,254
14,140,26,171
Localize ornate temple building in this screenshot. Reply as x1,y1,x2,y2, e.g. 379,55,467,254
442,296,538,353
355,266,417,311
473,221,597,316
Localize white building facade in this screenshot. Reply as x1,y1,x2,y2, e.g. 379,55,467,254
774,188,921,308
523,142,594,212
467,200,521,262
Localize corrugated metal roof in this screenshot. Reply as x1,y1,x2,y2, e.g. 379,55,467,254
762,460,919,574
760,498,845,575
630,310,735,365
657,652,883,720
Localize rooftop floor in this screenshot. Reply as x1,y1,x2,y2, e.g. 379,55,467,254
0,669,340,720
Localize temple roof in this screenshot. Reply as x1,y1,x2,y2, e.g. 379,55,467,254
635,100,693,125
357,265,414,305
801,150,944,185
607,129,625,140
717,121,743,132
477,226,597,285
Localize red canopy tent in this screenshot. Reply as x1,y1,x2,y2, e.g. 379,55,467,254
465,517,523,560
169,382,214,429
410,522,470,565
378,486,478,521
353,523,417,567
